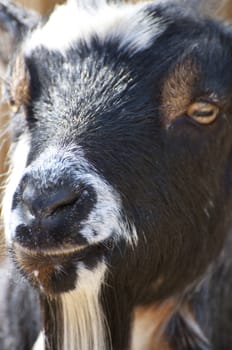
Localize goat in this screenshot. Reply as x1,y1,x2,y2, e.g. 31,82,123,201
1,0,232,349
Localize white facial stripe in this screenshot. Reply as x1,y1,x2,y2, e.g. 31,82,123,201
24,1,166,55
78,173,138,246
62,262,108,350
2,134,30,243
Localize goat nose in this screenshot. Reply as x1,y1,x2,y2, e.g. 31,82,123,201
22,182,79,218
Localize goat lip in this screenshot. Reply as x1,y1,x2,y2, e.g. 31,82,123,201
12,237,114,258
12,241,89,257
12,239,113,292
12,243,78,294
12,240,111,295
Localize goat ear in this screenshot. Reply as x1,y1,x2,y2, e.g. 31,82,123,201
0,1,40,68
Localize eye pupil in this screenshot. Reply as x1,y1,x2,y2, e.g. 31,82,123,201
192,109,214,118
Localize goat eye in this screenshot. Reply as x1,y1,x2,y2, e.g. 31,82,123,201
8,98,20,113
187,102,219,124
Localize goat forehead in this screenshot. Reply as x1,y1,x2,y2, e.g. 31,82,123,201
24,1,167,55
23,32,231,120
15,3,232,139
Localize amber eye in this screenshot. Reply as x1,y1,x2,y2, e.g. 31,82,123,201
187,102,219,125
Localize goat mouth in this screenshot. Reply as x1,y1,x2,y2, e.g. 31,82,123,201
13,241,90,256
12,240,113,295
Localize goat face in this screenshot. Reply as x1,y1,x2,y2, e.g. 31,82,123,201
2,0,232,302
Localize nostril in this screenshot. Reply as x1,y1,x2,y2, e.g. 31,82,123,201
22,183,81,218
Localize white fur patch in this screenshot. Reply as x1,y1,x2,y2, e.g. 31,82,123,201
61,262,109,350
78,173,138,246
2,134,30,243
32,331,45,350
24,1,166,55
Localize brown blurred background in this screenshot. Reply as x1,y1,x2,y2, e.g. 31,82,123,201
17,0,63,14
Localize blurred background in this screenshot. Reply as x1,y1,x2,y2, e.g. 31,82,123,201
17,0,63,14
16,0,232,17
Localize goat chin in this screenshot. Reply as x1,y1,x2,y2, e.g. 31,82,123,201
41,263,108,350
